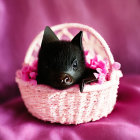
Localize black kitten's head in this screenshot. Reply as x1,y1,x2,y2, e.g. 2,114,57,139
37,26,85,89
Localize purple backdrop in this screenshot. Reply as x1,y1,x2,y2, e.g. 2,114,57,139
0,0,140,140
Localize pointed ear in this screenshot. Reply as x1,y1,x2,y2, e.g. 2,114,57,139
71,31,83,50
41,26,59,47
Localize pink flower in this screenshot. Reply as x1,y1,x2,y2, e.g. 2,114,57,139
112,62,121,70
84,50,121,84
22,65,31,74
29,72,37,79
22,73,30,81
21,60,38,84
84,51,89,56
32,60,38,71
29,80,37,85
85,52,109,84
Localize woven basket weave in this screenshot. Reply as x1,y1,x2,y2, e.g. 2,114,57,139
15,23,122,124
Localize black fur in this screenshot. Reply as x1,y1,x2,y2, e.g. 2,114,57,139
37,26,86,90
37,26,98,92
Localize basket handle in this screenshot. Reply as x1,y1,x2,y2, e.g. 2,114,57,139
25,23,114,77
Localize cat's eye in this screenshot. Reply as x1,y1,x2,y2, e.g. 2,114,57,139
72,59,78,70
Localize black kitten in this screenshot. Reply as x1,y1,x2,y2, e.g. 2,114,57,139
37,26,86,90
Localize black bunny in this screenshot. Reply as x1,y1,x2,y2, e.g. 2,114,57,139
37,26,97,92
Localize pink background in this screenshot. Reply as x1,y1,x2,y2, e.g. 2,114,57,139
0,0,140,140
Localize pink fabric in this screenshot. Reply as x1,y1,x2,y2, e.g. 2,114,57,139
0,0,140,139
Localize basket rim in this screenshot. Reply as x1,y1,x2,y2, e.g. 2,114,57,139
16,69,122,93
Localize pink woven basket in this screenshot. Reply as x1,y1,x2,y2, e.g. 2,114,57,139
15,23,122,124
